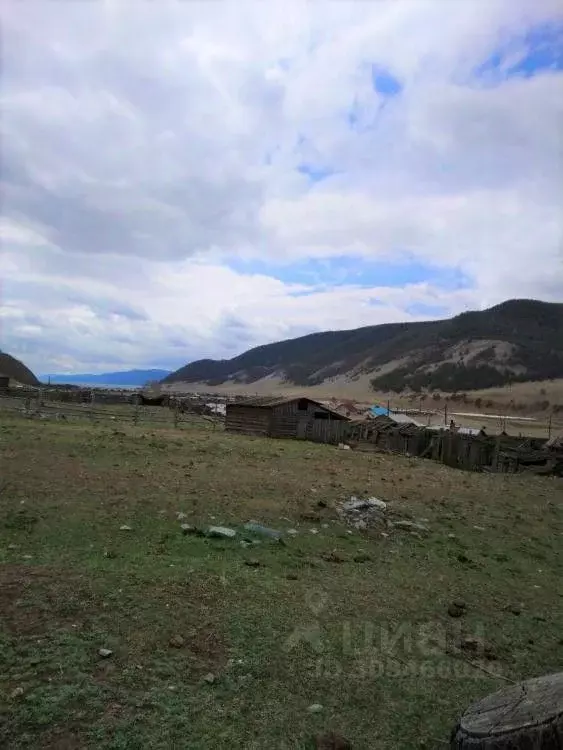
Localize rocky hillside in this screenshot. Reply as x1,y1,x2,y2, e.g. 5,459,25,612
162,299,563,393
0,351,41,387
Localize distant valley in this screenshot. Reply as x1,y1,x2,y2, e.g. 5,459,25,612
43,369,171,387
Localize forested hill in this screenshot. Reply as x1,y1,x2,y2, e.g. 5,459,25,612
162,299,563,392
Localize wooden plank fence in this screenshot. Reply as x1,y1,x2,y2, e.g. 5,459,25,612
347,421,562,476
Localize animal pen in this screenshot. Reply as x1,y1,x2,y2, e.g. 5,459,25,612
348,415,562,476
225,396,350,444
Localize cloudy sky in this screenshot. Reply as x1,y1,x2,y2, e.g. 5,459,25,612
1,1,562,375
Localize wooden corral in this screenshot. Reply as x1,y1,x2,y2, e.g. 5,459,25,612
348,416,563,475
225,396,350,443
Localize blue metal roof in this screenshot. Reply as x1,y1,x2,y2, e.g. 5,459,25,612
370,405,390,417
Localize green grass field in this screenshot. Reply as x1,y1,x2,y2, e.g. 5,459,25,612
1,412,562,749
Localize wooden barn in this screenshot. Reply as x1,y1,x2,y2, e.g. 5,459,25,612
225,396,350,443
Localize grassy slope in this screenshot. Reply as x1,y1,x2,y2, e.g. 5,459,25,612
1,414,562,749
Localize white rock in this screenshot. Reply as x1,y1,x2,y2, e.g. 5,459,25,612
307,703,324,713
98,648,113,658
207,526,237,539
287,529,299,536
367,497,387,510
119,525,132,531
310,528,319,535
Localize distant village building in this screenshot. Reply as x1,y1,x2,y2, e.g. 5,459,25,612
225,396,350,443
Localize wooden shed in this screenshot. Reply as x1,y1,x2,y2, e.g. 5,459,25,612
225,396,350,443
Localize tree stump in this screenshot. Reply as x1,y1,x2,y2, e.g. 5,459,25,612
451,672,563,748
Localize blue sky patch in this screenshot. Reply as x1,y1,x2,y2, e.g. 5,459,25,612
371,64,402,96
297,164,335,182
475,22,563,82
228,256,473,291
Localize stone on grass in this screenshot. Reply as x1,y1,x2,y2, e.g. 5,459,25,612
308,703,324,713
342,496,386,512
202,672,216,684
10,687,24,699
119,525,132,531
287,529,299,536
98,648,113,658
169,635,185,648
243,522,282,539
207,526,237,539
244,559,262,568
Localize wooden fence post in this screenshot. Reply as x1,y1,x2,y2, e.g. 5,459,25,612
133,397,140,426
492,435,501,472
90,390,95,422
174,401,179,428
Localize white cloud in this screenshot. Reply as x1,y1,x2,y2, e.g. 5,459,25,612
1,0,562,373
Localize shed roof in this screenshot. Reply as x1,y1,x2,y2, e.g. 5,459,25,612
369,414,396,430
228,395,349,420
370,405,390,417
388,411,424,426
231,395,293,408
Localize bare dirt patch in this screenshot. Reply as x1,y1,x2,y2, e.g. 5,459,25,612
0,564,94,636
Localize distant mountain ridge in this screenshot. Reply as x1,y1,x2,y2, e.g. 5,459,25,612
0,351,41,387
44,369,171,387
162,299,563,393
